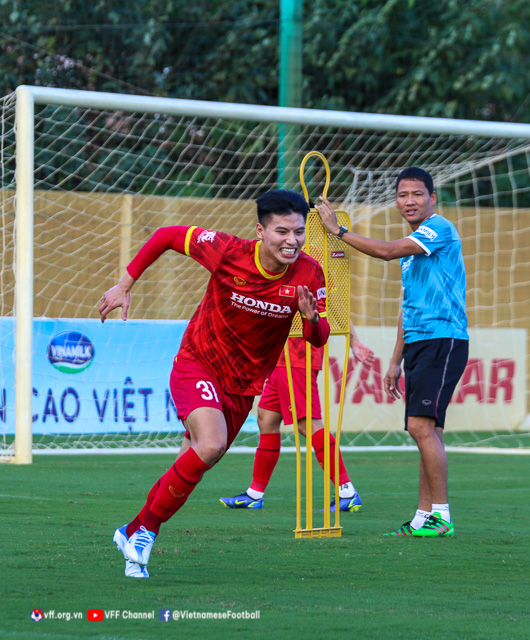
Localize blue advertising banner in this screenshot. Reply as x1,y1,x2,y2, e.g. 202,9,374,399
0,318,189,435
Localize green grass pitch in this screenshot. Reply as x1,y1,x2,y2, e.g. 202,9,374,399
1,451,528,640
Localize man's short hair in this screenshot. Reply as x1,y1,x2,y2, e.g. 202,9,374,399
256,189,310,225
395,167,434,195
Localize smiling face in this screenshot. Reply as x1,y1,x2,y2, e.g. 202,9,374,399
256,212,306,273
395,178,437,230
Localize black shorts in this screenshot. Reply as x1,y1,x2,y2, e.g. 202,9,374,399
403,338,468,430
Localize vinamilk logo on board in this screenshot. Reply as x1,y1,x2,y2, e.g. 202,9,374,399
47,331,95,373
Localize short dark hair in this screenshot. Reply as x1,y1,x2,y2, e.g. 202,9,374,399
395,167,434,195
256,189,310,225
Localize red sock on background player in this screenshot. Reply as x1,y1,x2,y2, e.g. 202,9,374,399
312,428,350,487
249,432,282,494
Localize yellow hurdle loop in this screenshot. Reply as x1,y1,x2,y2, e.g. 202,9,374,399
285,151,352,539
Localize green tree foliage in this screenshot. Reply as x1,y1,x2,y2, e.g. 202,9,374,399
2,0,530,121
304,0,530,121
0,0,280,101
2,0,530,204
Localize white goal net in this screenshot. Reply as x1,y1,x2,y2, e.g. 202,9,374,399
1,87,528,461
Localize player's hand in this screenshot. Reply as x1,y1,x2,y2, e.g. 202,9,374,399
352,341,375,365
297,285,319,324
384,362,403,401
314,197,340,235
98,284,131,323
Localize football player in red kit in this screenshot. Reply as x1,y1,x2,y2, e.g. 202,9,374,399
99,189,330,578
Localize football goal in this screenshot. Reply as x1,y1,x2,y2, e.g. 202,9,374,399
1,86,528,462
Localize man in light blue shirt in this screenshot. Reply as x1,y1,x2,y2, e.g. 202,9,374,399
401,209,468,343
317,167,468,538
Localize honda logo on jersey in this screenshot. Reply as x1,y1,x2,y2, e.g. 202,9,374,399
230,292,292,314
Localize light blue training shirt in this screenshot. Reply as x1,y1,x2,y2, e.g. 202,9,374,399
400,213,469,343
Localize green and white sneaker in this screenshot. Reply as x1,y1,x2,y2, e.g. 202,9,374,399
384,521,415,537
411,513,454,537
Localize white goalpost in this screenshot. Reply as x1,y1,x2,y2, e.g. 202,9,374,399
1,85,529,462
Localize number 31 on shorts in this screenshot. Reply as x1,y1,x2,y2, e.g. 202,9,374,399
196,380,220,402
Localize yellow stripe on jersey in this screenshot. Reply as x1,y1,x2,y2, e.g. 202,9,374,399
254,241,289,280
300,311,328,319
184,226,198,256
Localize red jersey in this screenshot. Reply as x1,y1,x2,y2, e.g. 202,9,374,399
277,337,324,371
127,226,330,395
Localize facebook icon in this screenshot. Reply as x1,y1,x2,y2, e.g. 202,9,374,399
159,609,172,622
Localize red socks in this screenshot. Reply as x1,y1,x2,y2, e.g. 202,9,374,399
249,433,281,492
247,430,349,494
125,476,160,537
128,447,211,536
312,428,350,486
125,431,348,538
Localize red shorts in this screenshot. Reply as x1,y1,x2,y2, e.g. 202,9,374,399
258,366,321,426
170,353,254,450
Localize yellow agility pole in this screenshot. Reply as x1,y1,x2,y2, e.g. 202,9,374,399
288,151,351,539
284,341,302,534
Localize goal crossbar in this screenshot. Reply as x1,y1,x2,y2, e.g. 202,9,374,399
21,85,530,138
4,85,529,462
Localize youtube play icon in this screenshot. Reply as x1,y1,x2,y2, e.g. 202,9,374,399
87,609,104,621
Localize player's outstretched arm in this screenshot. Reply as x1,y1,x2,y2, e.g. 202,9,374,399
315,197,422,261
99,226,198,323
99,271,135,323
